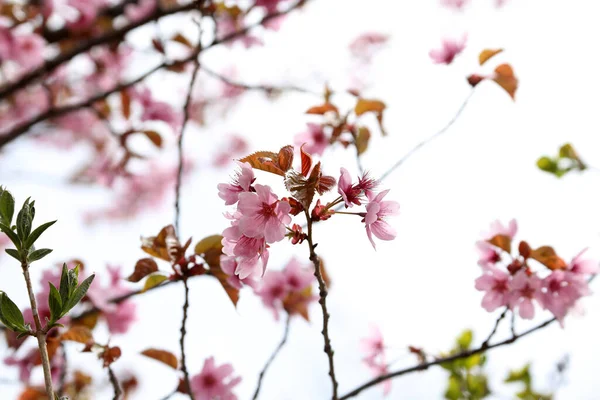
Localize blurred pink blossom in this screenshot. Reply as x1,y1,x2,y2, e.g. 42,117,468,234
429,35,467,65
441,0,469,11
125,0,157,22
349,32,389,61
474,267,510,312
294,123,328,156
191,357,241,400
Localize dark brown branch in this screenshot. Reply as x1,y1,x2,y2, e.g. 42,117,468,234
108,366,122,400
481,307,508,348
339,316,558,400
0,3,197,101
0,0,312,149
179,278,195,400
304,210,339,400
252,315,291,400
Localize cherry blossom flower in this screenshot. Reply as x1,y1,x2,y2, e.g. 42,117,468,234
220,255,261,289
360,326,391,396
541,270,590,325
363,190,400,249
131,87,182,131
282,257,314,292
66,0,101,31
213,135,249,168
10,34,45,70
508,270,543,319
191,357,241,400
349,32,389,61
441,0,469,11
237,184,292,243
256,270,288,318
125,0,157,22
475,267,510,311
429,35,467,65
294,123,328,156
475,219,517,268
568,248,599,276
218,162,255,205
222,223,270,279
255,0,285,12
476,241,501,269
338,169,378,208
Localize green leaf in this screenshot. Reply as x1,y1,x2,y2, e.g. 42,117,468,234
5,248,21,261
67,265,80,300
16,198,33,241
28,248,53,263
59,263,69,305
505,364,531,386
65,274,95,312
0,222,20,249
48,283,63,323
0,189,15,226
536,156,557,173
456,330,473,350
24,220,56,250
466,373,489,399
0,292,27,332
143,274,168,292
444,375,462,400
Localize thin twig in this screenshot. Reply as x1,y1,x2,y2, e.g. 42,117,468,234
0,0,312,149
481,307,508,348
304,209,339,400
339,315,558,399
252,315,292,400
378,90,475,183
21,260,54,398
108,366,122,400
58,342,68,397
180,278,194,400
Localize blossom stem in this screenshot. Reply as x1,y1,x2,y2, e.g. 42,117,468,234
481,307,508,348
304,209,339,400
108,365,122,400
332,211,363,216
21,260,54,399
252,315,291,400
180,277,195,400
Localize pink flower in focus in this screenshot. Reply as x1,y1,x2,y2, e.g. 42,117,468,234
294,123,328,156
191,357,241,400
217,162,255,205
363,190,400,249
508,270,543,319
338,167,362,208
220,255,261,289
541,270,590,325
568,249,598,276
237,184,292,243
475,267,510,312
441,0,469,10
429,35,467,65
125,0,157,21
222,224,270,279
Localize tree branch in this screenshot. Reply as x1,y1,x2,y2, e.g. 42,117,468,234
108,365,122,400
304,209,339,400
252,315,291,400
179,278,195,400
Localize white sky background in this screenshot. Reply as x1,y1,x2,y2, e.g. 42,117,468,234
2,0,600,398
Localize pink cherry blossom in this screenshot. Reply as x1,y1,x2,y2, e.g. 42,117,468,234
256,270,288,319
338,168,362,208
508,270,543,319
191,357,241,400
475,267,510,311
282,257,314,292
360,326,385,365
237,184,291,243
131,87,182,131
125,0,157,22
66,0,100,31
218,162,255,205
349,32,389,61
10,34,45,70
476,241,501,269
441,0,469,10
255,0,285,12
541,270,590,324
220,255,261,289
429,35,467,65
222,224,270,279
294,123,329,156
568,248,598,276
363,190,400,249
213,135,249,168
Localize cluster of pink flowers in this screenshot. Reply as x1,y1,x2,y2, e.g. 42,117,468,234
337,168,399,249
219,162,291,283
475,220,597,325
360,326,391,395
256,257,316,320
0,28,45,72
190,357,241,400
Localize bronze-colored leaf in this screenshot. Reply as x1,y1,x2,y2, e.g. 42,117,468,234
142,130,163,148
120,89,131,119
141,348,179,369
316,174,336,195
283,286,313,321
194,235,223,268
487,234,512,254
141,225,184,263
143,274,169,292
355,126,371,155
71,310,100,330
300,144,313,177
207,263,239,307
354,98,386,116
128,258,159,282
492,63,518,100
530,246,567,271
101,346,122,367
239,151,286,176
479,48,503,65
171,33,193,48
278,145,294,172
152,38,165,54
518,241,531,259
18,387,46,400
306,103,338,115
61,326,94,344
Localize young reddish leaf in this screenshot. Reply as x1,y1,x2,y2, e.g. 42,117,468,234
467,74,485,87
143,274,169,292
141,349,179,369
319,257,332,288
479,48,503,66
142,130,163,148
487,234,512,254
120,89,131,119
530,246,567,270
100,346,122,367
306,103,339,115
239,151,286,176
127,258,159,282
194,235,223,268
171,33,193,48
71,310,100,330
518,241,531,259
283,286,312,321
61,326,94,344
278,145,294,172
300,145,313,177
492,64,518,100
355,127,371,155
316,174,336,195
282,197,304,216
207,264,240,306
354,99,386,116
141,225,184,263
17,387,46,400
